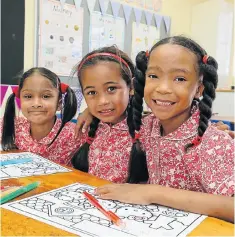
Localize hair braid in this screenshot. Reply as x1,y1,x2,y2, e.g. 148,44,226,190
133,52,148,131
198,58,218,135
71,117,100,172
126,51,149,183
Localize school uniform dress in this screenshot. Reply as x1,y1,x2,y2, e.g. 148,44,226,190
87,119,132,183
1,117,81,167
141,109,234,196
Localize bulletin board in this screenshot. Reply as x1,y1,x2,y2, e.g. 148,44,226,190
89,11,125,51
131,22,160,61
34,0,171,113
38,0,84,76
36,0,170,78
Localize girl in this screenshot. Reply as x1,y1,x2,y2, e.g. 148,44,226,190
71,46,148,183
1,67,80,166
95,36,234,222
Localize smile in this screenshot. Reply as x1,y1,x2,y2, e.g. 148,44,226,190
98,109,115,115
28,111,46,113
153,99,175,106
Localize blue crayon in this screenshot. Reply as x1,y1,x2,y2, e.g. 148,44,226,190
0,157,33,166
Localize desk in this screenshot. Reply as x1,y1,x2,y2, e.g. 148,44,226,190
1,153,234,236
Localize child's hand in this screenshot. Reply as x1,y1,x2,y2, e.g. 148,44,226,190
214,121,229,131
214,121,234,139
95,184,152,205
75,108,93,138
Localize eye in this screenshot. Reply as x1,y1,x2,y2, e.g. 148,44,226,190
107,87,116,92
175,77,186,82
42,94,51,99
147,74,158,79
87,91,96,96
23,94,32,99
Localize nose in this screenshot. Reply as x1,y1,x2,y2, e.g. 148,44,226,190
155,78,172,95
97,94,110,107
31,98,43,108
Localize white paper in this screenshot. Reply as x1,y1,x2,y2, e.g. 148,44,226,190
38,0,84,76
89,12,125,51
2,183,206,236
131,22,160,61
0,152,71,180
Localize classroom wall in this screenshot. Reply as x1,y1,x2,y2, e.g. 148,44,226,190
4,0,235,117
24,0,36,71
23,0,211,70
190,0,234,117
191,0,234,87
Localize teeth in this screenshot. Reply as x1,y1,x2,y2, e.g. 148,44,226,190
100,109,113,113
154,100,173,106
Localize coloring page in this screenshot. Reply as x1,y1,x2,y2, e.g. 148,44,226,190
2,183,206,236
0,152,71,180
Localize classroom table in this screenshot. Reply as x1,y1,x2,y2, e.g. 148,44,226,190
0,151,234,236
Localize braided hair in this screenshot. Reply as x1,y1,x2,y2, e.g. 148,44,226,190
133,36,218,153
1,67,77,150
71,46,148,183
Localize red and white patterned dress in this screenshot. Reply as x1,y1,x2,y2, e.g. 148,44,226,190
1,117,82,167
1,117,133,183
87,119,132,183
141,109,234,196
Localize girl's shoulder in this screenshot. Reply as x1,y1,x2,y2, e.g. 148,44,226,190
14,116,30,132
198,124,234,156
141,113,160,133
56,119,76,136
62,120,76,129
203,124,234,144
15,116,28,125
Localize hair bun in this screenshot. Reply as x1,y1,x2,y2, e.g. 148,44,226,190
207,56,218,70
136,51,148,72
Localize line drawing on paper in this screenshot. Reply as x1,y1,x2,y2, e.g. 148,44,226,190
2,183,206,236
0,152,71,180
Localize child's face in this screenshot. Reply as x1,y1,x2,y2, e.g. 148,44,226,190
144,44,203,123
80,62,131,124
20,74,60,125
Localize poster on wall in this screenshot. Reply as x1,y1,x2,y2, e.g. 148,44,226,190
89,12,125,52
131,22,160,61
38,0,83,76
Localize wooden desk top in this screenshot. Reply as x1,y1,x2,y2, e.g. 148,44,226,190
1,152,234,236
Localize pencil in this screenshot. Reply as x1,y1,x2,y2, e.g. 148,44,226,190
0,181,40,205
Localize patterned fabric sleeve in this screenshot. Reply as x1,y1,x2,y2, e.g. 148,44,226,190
47,122,87,167
198,126,234,196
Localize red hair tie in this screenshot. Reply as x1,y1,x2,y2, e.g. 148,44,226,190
86,137,95,145
192,136,202,146
60,83,69,94
146,50,149,57
12,87,20,98
132,132,140,143
202,55,209,64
